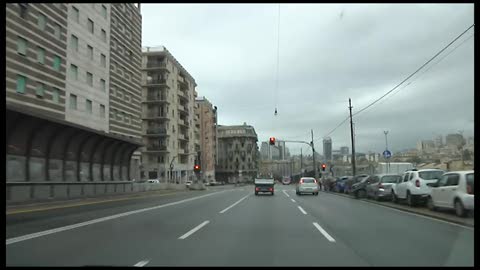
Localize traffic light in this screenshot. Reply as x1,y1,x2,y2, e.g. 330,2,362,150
269,137,276,145
194,164,201,172
321,164,326,171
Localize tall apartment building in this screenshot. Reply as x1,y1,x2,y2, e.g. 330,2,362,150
323,137,332,162
109,4,142,140
446,134,465,149
195,97,218,181
141,46,198,182
216,123,258,183
6,4,141,201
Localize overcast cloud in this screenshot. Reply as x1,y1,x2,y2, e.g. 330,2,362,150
141,4,474,155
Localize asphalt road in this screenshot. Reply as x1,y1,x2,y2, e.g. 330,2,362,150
6,184,474,266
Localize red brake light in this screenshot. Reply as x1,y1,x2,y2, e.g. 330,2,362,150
467,185,473,195
299,180,303,184
255,187,259,191
415,179,420,187
269,187,273,191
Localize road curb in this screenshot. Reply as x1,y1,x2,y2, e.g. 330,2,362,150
322,191,474,228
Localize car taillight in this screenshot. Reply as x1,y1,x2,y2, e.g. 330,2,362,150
299,180,303,184
415,180,420,187
378,183,384,189
467,185,473,195
255,187,259,191
269,187,273,191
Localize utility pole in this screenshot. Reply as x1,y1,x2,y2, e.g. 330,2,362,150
384,130,389,174
311,129,319,180
349,98,356,176
300,148,303,177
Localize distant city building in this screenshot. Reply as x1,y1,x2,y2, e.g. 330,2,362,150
259,140,289,161
195,97,217,181
323,137,332,161
446,134,465,149
216,123,258,183
434,135,443,148
340,146,349,155
417,140,435,154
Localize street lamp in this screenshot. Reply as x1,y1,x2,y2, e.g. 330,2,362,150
384,131,389,173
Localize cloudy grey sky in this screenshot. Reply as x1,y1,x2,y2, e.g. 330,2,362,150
141,4,474,155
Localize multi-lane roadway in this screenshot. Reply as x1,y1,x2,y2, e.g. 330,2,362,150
6,184,474,266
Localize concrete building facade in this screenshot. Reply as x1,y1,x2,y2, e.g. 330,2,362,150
195,97,217,181
65,4,111,132
216,123,259,183
6,4,142,203
140,46,198,183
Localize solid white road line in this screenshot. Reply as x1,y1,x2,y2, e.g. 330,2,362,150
355,198,474,230
297,206,307,215
6,190,232,245
283,190,290,197
134,260,150,267
291,199,296,203
219,194,249,214
178,220,210,240
313,222,336,242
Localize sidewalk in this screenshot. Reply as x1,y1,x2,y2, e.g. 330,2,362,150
6,189,189,214
323,191,474,228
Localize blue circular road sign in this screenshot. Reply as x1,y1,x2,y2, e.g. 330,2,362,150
383,150,392,158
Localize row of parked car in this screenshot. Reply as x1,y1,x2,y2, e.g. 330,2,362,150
329,169,474,217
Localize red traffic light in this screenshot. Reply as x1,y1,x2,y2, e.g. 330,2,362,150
321,164,326,171
269,137,276,145
194,165,200,171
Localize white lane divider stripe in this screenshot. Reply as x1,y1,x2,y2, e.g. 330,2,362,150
297,206,307,215
178,220,210,239
283,190,290,197
6,190,231,245
291,199,296,203
134,260,150,267
313,222,336,242
219,194,249,214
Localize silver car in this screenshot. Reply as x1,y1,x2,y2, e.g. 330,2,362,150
366,174,403,201
296,177,319,196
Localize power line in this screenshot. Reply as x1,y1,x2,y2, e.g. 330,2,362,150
352,23,474,118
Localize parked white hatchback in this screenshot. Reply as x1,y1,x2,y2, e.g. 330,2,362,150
427,170,474,217
391,169,444,206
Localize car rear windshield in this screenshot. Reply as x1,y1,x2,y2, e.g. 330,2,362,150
382,175,402,183
302,178,315,183
466,173,474,194
419,171,444,180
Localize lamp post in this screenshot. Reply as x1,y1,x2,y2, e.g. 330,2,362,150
384,131,389,173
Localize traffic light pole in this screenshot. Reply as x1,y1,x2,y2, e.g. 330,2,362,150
275,134,319,180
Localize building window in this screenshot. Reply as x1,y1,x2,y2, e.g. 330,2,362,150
37,13,46,31
127,50,133,60
36,46,45,64
70,94,77,110
71,35,78,52
101,5,107,19
16,75,27,94
100,104,105,118
54,24,61,40
70,64,78,80
101,29,106,43
117,89,123,99
125,114,130,124
101,53,106,68
53,55,61,71
111,39,116,49
86,72,93,86
17,37,27,55
110,85,116,95
35,82,45,97
87,45,93,60
87,18,94,34
86,99,92,113
18,3,29,19
100,79,106,92
125,93,130,102
117,111,123,121
52,88,60,103
72,6,79,23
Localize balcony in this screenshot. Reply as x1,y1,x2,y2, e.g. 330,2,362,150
142,113,169,120
177,90,188,100
143,61,168,70
145,127,168,137
142,95,169,104
178,119,189,127
145,145,168,152
179,133,190,141
178,104,189,114
142,78,168,87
